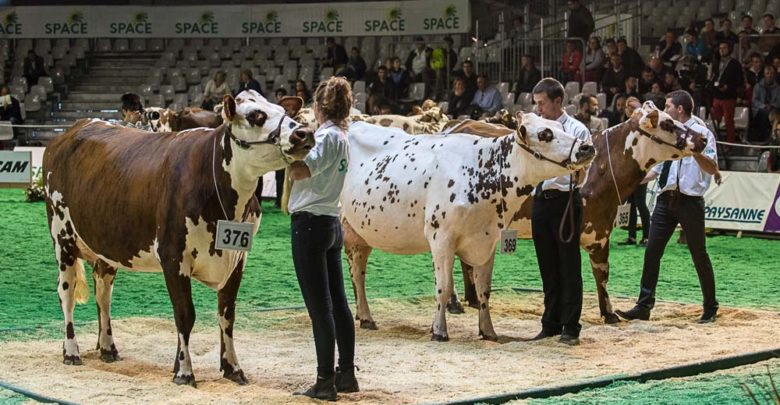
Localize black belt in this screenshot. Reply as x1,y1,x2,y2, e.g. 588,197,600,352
291,211,337,221
538,188,579,200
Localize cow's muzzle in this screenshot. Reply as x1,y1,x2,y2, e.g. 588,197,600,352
575,143,596,163
286,128,316,155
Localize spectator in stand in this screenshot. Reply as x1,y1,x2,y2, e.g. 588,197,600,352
759,14,779,54
562,40,583,83
648,56,670,81
740,14,760,39
752,65,780,140
323,37,348,70
617,38,644,78
584,36,605,82
574,93,605,133
622,76,641,100
767,111,780,173
447,77,472,118
700,19,718,52
567,0,594,42
738,32,762,68
367,66,399,115
773,55,780,75
454,60,478,101
604,38,617,60
509,16,525,45
295,80,313,106
388,56,410,99
601,53,628,105
745,53,765,97
638,67,657,94
432,36,459,101
685,29,710,61
0,86,23,125
470,74,502,115
716,18,739,52
663,71,682,92
275,87,288,102
710,41,744,145
235,69,263,97
515,55,542,95
600,93,627,127
657,30,683,63
202,70,231,111
23,50,47,88
337,47,367,81
644,82,666,108
405,36,434,98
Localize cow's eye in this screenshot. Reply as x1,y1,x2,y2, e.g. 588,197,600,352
289,122,296,129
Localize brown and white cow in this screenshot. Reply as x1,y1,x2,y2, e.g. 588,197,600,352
341,113,596,341
43,90,314,386
454,101,708,323
143,107,223,132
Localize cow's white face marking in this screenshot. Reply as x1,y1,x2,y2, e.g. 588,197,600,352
518,113,593,171
628,101,698,170
143,107,172,132
229,90,304,158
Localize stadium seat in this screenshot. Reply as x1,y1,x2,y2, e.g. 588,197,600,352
23,94,41,112
96,38,112,52
231,54,243,67
49,67,65,85
401,83,426,103
114,38,129,52
29,85,47,101
353,80,366,94
564,104,577,116
734,106,749,130
353,92,367,111
167,68,183,82
0,121,13,142
757,151,770,172
565,81,581,100
138,84,154,100
12,77,28,93
219,47,233,60
319,67,334,82
582,81,598,96
600,117,609,130
130,38,146,52
186,68,201,85
160,85,176,102
596,93,607,112
148,39,165,52
188,38,204,49
227,38,242,53
148,94,165,108
37,77,54,93
503,92,516,109
172,76,187,93
51,47,67,60
517,92,532,111
173,93,189,107
497,82,511,98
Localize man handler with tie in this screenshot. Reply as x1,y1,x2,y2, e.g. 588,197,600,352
617,90,721,323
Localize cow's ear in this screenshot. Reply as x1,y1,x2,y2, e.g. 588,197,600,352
279,96,304,118
516,125,529,144
223,95,237,122
515,111,524,126
645,110,659,128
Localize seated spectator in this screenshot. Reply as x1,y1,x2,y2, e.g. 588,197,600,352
338,47,367,81
643,82,666,108
768,110,780,172
657,30,682,63
738,32,762,67
235,69,263,97
118,93,150,130
617,37,644,78
701,19,718,49
599,93,627,127
745,53,765,96
622,76,641,100
405,36,434,98
638,67,657,94
601,53,628,105
0,86,23,125
275,87,288,102
584,36,605,82
470,74,502,115
514,55,541,95
739,14,760,39
432,36,459,100
447,77,472,118
574,93,605,133
294,80,312,106
323,37,348,69
716,18,739,51
752,65,780,140
647,56,670,82
388,56,410,99
684,29,710,61
561,40,583,83
202,71,231,111
663,71,682,92
453,60,478,101
603,38,617,64
23,50,47,88
367,65,398,114
759,14,779,54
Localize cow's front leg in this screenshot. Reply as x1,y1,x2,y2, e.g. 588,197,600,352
430,246,455,342
472,253,498,341
161,259,197,387
587,242,619,324
93,260,120,362
217,255,248,385
342,218,377,330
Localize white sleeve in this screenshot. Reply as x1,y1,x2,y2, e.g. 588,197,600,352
303,131,343,177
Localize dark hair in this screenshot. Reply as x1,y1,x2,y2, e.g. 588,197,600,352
444,36,453,44
742,14,753,21
666,90,694,115
477,73,489,81
240,69,253,79
719,40,733,52
453,76,465,84
532,77,565,103
326,37,335,44
605,38,616,44
642,66,654,74
121,93,143,112
764,13,775,20
275,87,288,97
462,60,473,67
522,54,535,62
685,28,697,37
750,52,763,60
617,37,627,45
377,65,387,72
351,47,359,52
578,93,594,108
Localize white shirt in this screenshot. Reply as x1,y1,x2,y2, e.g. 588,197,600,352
411,49,427,75
536,111,592,193
288,121,350,217
651,117,717,197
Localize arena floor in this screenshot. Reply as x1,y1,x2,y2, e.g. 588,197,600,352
0,189,779,404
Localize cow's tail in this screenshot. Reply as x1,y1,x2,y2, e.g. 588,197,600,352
74,260,89,304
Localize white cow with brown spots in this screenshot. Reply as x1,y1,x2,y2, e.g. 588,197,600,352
341,113,596,341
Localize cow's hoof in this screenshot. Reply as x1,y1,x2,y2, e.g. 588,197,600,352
480,333,499,342
173,374,197,387
431,333,449,342
359,320,378,330
100,349,121,363
63,355,82,366
447,301,465,314
604,313,621,324
467,301,480,309
224,370,248,385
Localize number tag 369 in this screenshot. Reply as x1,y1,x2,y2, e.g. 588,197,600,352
215,220,254,252
500,229,517,255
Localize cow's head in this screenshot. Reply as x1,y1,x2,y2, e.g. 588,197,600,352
630,101,707,163
222,90,315,162
514,112,596,172
142,107,174,132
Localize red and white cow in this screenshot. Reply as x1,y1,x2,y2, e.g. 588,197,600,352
143,107,223,132
341,113,596,341
43,90,314,386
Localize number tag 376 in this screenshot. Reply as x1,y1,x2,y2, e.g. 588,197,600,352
500,229,517,255
215,220,254,252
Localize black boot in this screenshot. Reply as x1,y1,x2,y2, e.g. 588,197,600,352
335,366,360,393
616,305,651,321
294,375,337,401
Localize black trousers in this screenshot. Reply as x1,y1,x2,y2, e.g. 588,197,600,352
291,212,355,377
627,183,650,240
275,169,285,207
255,177,264,202
636,192,718,311
531,189,584,337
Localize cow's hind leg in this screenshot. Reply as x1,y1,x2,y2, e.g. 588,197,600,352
471,254,498,341
162,265,197,387
430,244,456,342
342,218,377,330
93,260,119,362
217,256,248,385
588,244,619,324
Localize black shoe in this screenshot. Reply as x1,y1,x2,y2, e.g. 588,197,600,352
293,375,337,401
616,306,651,321
697,307,718,324
559,334,580,346
530,329,561,340
618,238,637,246
335,366,360,393
638,238,648,247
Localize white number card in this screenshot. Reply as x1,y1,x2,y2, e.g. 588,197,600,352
500,229,517,255
215,220,254,252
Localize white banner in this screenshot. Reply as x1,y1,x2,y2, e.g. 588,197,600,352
0,151,32,186
703,171,780,233
0,1,470,38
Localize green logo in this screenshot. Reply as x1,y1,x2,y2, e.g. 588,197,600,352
199,11,215,24
4,12,18,25
386,7,402,22
110,11,151,35
303,8,343,33
132,12,149,24
366,7,405,33
445,5,458,18
243,10,281,34
175,10,219,34
45,10,87,35
1,12,21,35
423,4,460,31
325,9,340,22
68,11,84,24
264,11,278,24
338,159,347,172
